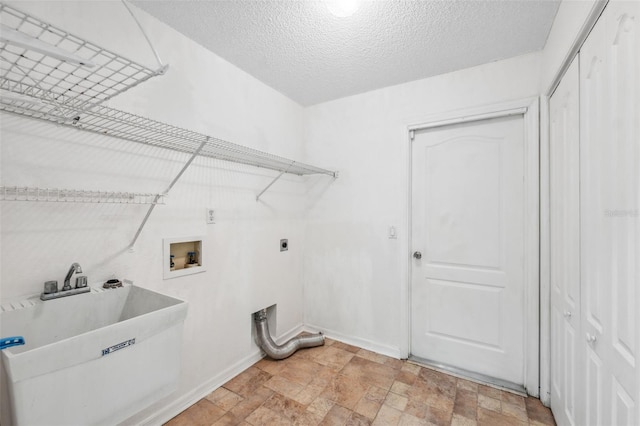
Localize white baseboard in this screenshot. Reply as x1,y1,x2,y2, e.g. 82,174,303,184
276,323,306,345
304,323,402,360
132,322,305,426
134,349,263,426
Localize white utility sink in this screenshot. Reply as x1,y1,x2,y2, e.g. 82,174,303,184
0,283,188,426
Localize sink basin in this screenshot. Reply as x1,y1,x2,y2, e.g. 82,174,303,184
0,283,188,425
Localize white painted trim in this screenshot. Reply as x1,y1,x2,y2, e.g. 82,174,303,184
404,97,540,396
539,95,552,406
305,323,403,359
408,98,536,132
523,98,540,397
410,108,527,132
545,0,608,97
400,127,413,359
135,349,263,426
133,322,305,426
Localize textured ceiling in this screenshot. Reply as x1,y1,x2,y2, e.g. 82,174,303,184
133,0,560,106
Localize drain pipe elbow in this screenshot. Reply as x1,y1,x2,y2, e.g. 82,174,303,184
253,309,324,360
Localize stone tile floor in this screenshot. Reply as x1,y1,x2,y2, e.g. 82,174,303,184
166,338,555,425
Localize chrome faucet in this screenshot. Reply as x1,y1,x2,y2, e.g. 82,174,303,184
63,262,83,291
41,262,89,301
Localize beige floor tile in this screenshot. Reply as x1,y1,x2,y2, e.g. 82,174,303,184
307,397,335,419
417,369,457,399
346,411,373,426
319,404,352,426
413,382,455,412
174,400,226,426
477,394,501,413
223,367,272,398
354,385,388,420
313,346,356,371
264,392,314,424
525,397,556,425
341,355,400,390
164,409,193,426
372,405,403,426
264,375,306,399
390,380,412,397
399,412,430,425
453,388,477,420
477,384,501,400
401,363,422,375
501,400,528,422
500,390,525,408
333,341,362,353
531,420,556,426
279,358,326,387
424,404,453,426
166,343,557,426
213,412,245,426
255,357,286,375
384,391,409,411
384,358,405,370
206,387,244,412
404,399,428,419
320,374,370,410
477,407,527,426
451,413,477,426
456,379,479,393
396,370,419,386
356,349,389,365
293,383,327,405
227,386,275,421
245,405,290,425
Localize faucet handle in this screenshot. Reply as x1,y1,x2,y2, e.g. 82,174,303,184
44,280,58,294
75,276,88,289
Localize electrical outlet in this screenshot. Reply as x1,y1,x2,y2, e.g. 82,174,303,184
206,208,215,224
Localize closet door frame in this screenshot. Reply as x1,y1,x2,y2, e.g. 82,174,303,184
540,0,609,407
403,96,540,396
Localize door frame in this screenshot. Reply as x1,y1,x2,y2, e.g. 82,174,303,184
402,97,540,396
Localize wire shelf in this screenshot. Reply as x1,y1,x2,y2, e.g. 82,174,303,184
0,3,336,183
0,3,165,123
1,99,337,177
0,186,165,205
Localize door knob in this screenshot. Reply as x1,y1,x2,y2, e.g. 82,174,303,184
586,333,597,344
563,311,572,318
413,251,422,259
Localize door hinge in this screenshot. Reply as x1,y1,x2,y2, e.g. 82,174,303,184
410,130,415,141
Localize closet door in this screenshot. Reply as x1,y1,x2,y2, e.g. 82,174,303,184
580,1,639,425
549,57,582,426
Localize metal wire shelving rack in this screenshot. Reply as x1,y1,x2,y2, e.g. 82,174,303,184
1,100,337,178
0,3,337,245
0,186,165,205
0,2,167,124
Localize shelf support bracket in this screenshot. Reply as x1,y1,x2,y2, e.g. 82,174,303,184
129,137,209,248
256,161,295,202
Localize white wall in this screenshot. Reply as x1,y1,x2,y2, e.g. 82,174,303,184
302,52,542,357
0,1,307,424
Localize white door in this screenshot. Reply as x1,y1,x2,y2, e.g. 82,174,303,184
549,57,582,426
579,2,639,424
411,115,525,385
